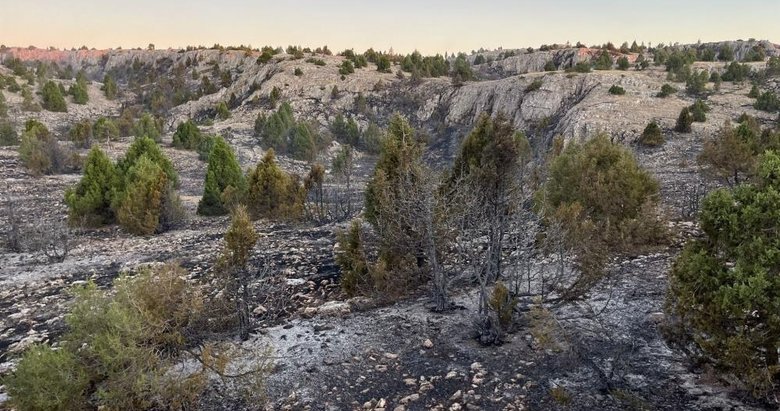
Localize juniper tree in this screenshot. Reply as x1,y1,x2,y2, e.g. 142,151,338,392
197,136,245,216
65,146,118,226
41,80,67,112
667,152,780,397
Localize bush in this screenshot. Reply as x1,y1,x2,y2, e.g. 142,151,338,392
336,219,373,297
69,119,93,148
755,90,780,112
19,120,74,176
571,61,592,73
690,99,710,122
133,113,162,141
608,85,625,95
376,55,391,73
20,86,41,112
593,50,613,70
722,61,750,82
116,155,171,235
657,83,678,98
0,120,17,146
65,146,118,227
172,120,202,149
2,264,208,410
639,121,664,146
697,118,776,186
41,80,67,112
616,56,630,70
294,67,303,76
215,101,230,120
748,84,760,98
675,107,693,133
117,135,179,189
543,133,663,256
339,60,355,76
525,79,543,93
685,70,709,95
544,60,556,71
666,152,780,398
256,102,322,161
102,74,117,99
198,136,246,216
69,77,88,104
245,150,305,220
0,91,6,117
93,117,119,142
3,344,90,410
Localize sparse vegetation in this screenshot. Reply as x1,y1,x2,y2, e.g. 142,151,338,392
41,80,67,112
639,121,664,146
198,136,246,216
608,85,625,95
657,83,677,97
675,107,693,133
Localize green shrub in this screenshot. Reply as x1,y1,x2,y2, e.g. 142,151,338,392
65,146,118,227
93,117,119,142
542,133,663,259
19,120,73,176
675,107,693,133
69,77,89,104
722,61,750,82
305,57,326,66
747,84,760,98
0,120,17,146
102,74,117,99
690,99,710,122
593,50,613,70
685,70,709,95
657,83,677,98
116,155,170,235
20,86,41,112
172,120,202,149
525,79,543,92
3,264,208,410
3,344,90,410
197,134,216,161
616,56,630,70
336,219,373,297
376,55,391,73
571,61,591,73
666,152,780,398
294,67,303,76
0,91,7,117
116,136,179,189
338,60,355,76
608,85,625,95
215,101,230,120
69,119,93,148
133,113,162,142
754,90,780,112
41,80,67,112
198,136,246,216
639,121,664,146
544,60,556,72
245,150,305,220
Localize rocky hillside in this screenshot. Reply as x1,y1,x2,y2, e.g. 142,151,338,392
1,40,779,410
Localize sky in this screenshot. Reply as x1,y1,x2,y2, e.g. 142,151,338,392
1,0,779,55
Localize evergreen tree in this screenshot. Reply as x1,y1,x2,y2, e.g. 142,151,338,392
616,56,630,70
197,136,245,216
245,150,305,220
639,121,664,146
102,74,117,100
675,107,693,133
133,113,162,142
93,117,119,142
116,136,178,191
69,119,93,148
667,152,780,397
172,120,202,149
69,76,89,104
41,80,67,112
116,155,168,235
65,146,118,226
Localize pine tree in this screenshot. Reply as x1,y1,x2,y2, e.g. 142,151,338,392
197,136,245,216
41,80,67,112
65,146,118,226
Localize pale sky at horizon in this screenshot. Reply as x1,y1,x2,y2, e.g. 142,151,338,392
1,0,778,55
